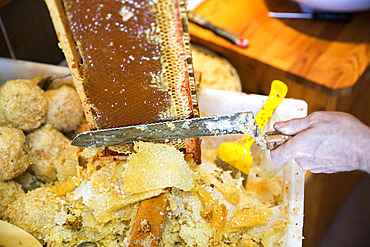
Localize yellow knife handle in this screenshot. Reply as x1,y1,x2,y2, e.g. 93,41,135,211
216,80,288,176
256,80,288,130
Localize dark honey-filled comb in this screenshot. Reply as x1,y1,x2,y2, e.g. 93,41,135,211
45,0,200,161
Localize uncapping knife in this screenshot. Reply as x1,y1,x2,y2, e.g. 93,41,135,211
72,112,259,148
71,112,290,150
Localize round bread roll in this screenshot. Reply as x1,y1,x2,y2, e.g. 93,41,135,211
0,79,47,131
3,188,62,245
0,180,25,218
45,85,84,132
0,127,30,181
27,124,79,183
191,45,241,92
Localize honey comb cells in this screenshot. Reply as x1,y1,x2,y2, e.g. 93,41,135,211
62,0,195,128
56,0,199,155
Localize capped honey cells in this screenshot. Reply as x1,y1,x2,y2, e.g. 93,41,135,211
62,0,195,129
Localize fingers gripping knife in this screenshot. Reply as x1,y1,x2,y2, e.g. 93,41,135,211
215,80,288,186
45,0,199,245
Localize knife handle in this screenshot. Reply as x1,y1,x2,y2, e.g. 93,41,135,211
265,131,292,150
312,12,351,21
187,11,249,48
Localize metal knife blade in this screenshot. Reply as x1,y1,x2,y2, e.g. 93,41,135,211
71,112,260,148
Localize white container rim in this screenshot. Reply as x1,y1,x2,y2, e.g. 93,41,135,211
0,57,306,246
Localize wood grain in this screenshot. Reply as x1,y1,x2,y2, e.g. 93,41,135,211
190,0,370,94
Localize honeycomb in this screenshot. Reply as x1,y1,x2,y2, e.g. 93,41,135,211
60,0,199,157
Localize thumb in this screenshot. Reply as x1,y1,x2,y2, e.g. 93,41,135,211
273,117,311,135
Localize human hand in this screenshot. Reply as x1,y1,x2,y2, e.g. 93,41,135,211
270,111,370,173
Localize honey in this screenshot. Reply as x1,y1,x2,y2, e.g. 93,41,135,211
63,0,171,129
62,0,195,130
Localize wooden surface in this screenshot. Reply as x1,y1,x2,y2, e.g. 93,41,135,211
189,1,369,247
304,171,363,247
190,0,370,93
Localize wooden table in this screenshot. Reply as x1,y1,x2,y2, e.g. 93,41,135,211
189,0,369,247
